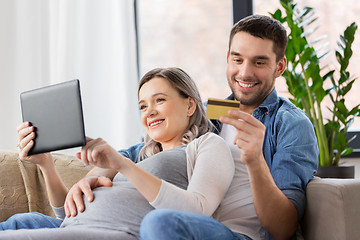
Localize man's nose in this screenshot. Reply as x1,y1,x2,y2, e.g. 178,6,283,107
239,61,254,79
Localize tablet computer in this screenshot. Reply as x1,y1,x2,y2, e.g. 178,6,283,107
20,79,86,155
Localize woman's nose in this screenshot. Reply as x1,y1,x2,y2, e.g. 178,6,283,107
145,104,157,117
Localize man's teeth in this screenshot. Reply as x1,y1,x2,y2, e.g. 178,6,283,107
150,120,164,127
238,82,255,88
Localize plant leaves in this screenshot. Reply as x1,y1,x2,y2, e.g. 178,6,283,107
334,110,347,125
341,148,353,156
336,100,349,116
298,15,318,28
335,51,343,63
348,104,360,116
272,9,282,20
341,79,355,95
336,132,348,147
337,41,345,51
270,3,359,166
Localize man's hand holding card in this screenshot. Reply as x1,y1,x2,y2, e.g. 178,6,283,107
206,98,241,120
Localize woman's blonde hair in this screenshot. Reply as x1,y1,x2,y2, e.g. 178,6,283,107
137,67,212,161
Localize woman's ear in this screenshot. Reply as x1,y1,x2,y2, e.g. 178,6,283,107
187,98,197,117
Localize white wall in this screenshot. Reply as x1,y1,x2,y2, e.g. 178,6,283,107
0,0,142,154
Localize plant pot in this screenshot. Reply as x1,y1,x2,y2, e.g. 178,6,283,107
315,165,355,178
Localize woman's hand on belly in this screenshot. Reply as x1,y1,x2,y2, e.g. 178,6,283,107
64,175,113,218
77,136,161,206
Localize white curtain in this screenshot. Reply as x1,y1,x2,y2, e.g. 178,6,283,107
0,0,142,153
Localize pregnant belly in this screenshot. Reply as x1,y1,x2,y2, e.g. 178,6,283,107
61,181,154,235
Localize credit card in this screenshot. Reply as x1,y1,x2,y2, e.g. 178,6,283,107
206,98,240,120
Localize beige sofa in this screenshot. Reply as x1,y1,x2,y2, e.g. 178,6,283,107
0,150,91,221
0,150,360,239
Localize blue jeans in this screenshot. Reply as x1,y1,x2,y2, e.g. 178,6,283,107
0,212,62,230
140,209,253,240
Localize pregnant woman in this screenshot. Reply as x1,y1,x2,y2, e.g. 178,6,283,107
0,67,234,240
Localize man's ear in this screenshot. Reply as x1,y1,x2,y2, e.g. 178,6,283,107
187,98,197,117
226,51,230,64
275,56,287,77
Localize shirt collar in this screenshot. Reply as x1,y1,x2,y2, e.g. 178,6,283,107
258,88,278,112
226,88,279,115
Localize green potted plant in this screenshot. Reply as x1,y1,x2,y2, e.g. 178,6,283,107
270,0,359,178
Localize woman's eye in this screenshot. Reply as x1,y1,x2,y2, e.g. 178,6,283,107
156,98,165,103
139,105,146,110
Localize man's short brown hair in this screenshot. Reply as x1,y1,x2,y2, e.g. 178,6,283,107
229,15,288,61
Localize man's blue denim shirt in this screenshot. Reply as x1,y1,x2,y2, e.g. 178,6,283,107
221,89,318,220
119,88,319,236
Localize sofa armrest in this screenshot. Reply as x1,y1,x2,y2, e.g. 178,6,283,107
0,150,91,222
301,178,360,240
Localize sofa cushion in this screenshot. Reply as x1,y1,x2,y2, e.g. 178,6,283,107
0,150,91,222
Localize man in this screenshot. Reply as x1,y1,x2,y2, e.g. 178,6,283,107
138,15,318,240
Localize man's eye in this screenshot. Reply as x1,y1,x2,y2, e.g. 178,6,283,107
256,61,265,66
234,58,242,63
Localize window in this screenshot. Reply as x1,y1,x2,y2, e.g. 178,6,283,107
137,0,233,101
